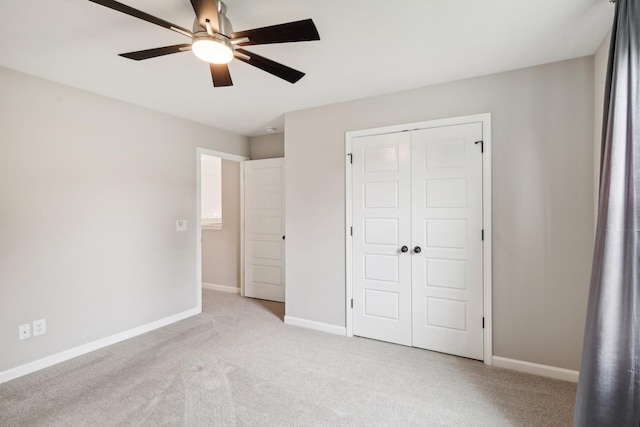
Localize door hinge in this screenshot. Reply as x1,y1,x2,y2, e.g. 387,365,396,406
348,153,353,164
475,140,484,153
482,317,485,329
481,229,484,241
350,226,353,236
351,298,353,309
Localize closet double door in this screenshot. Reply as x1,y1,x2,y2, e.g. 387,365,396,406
352,122,484,360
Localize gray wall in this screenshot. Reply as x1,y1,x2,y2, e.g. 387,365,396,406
202,159,241,290
285,56,595,371
594,32,611,217
249,133,285,160
0,67,249,373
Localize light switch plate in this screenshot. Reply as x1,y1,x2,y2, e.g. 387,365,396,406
176,220,187,232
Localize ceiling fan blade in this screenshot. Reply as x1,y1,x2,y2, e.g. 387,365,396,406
190,0,220,33
88,0,192,37
235,48,305,84
231,19,320,46
119,44,191,61
210,63,233,87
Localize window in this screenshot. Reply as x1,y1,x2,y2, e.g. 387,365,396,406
201,155,222,230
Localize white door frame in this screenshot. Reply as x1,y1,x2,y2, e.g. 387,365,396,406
344,113,493,365
196,148,249,312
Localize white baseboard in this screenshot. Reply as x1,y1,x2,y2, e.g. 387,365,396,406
0,307,201,385
202,283,240,294
492,356,579,383
284,315,347,336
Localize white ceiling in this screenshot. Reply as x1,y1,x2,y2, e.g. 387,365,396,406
0,0,613,136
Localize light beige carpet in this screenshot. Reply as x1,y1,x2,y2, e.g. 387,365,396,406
0,290,576,426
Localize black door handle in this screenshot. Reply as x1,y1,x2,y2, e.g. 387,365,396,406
414,246,422,253
401,246,409,253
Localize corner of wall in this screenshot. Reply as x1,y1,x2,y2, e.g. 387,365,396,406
249,133,285,160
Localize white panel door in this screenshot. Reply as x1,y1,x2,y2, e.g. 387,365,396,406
244,158,285,302
350,121,485,360
411,123,484,360
352,132,412,346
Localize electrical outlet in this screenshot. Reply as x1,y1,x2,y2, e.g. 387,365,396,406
33,318,46,336
19,324,31,340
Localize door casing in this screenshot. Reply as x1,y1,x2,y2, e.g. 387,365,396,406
344,113,493,365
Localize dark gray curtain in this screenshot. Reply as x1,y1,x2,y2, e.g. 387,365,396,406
574,0,640,426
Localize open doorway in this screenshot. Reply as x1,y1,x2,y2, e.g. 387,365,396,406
196,148,248,311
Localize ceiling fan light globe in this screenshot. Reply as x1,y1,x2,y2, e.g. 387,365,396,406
192,38,234,64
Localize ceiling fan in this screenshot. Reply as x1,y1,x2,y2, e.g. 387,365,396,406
88,0,320,87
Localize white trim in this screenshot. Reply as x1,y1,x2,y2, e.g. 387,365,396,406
492,356,579,383
196,151,203,312
481,115,493,365
239,162,246,297
0,308,200,385
284,316,347,336
344,113,493,365
196,148,249,309
345,140,353,338
202,283,241,294
197,149,249,163
346,114,488,139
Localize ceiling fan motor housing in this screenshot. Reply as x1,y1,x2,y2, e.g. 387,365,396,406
192,1,233,36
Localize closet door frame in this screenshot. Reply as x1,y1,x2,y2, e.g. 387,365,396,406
345,113,493,365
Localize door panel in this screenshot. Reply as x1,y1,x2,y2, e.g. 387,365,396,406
352,132,412,346
364,219,399,245
411,123,483,360
426,259,467,290
426,179,467,208
244,158,285,302
364,289,400,319
364,254,399,282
